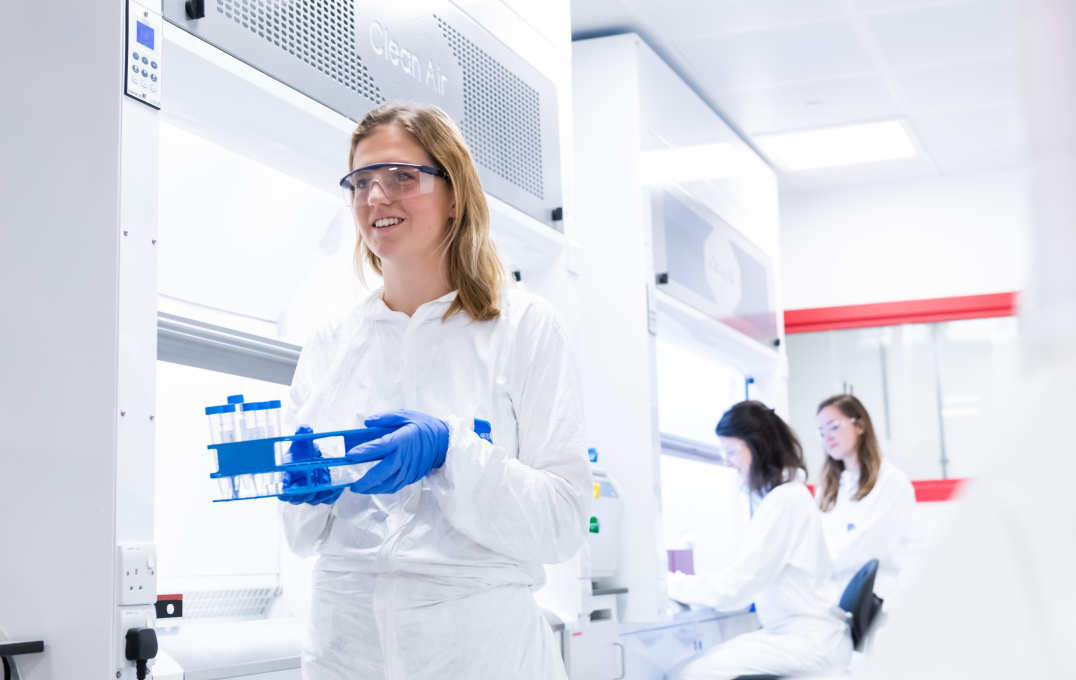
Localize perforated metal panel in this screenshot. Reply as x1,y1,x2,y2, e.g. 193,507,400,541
435,15,543,200
216,0,382,103
180,586,281,618
164,0,562,226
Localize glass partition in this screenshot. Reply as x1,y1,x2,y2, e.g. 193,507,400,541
656,338,746,443
155,360,292,615
158,120,366,345
787,316,1020,480
656,338,753,573
659,455,750,576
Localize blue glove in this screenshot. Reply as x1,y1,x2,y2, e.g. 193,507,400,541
279,426,344,505
347,410,449,495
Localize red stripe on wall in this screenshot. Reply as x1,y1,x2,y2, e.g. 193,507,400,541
809,479,966,502
913,478,967,502
784,292,1018,334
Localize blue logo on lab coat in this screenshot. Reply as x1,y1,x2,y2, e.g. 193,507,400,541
846,523,856,532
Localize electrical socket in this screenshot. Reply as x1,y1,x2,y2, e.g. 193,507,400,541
118,542,157,606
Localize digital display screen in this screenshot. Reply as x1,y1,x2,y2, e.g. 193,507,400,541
136,22,154,50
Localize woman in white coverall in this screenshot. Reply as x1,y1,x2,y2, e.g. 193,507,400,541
667,401,851,680
816,394,915,604
278,102,592,679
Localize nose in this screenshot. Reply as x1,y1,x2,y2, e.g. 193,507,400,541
365,180,391,205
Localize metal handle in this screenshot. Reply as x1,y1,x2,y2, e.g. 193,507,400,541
1,641,44,680
612,641,626,680
0,644,43,658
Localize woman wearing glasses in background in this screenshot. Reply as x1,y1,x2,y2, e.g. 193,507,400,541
816,394,916,606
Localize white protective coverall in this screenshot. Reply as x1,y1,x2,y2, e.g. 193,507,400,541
280,287,592,680
820,459,915,604
666,483,851,680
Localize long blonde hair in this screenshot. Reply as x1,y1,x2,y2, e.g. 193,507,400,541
347,102,505,321
817,394,882,512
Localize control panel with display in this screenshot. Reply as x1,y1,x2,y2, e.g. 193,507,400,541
125,1,162,108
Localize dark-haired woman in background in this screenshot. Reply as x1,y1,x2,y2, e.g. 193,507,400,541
816,394,915,605
667,401,851,680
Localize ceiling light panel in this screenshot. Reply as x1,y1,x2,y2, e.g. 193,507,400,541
754,120,918,171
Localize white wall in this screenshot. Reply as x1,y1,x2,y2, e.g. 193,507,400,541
780,168,1031,310
0,2,123,678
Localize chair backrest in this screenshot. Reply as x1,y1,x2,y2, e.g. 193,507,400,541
838,558,884,650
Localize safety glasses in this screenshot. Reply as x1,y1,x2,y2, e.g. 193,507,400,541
817,418,856,438
339,162,448,205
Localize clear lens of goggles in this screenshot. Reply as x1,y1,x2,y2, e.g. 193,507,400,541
341,164,440,204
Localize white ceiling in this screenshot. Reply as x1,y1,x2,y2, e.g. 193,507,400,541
571,0,1029,190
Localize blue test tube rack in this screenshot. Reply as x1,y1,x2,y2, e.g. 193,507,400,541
208,419,493,502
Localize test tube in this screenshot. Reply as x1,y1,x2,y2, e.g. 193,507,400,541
205,404,227,444
218,476,238,501
227,395,244,443
260,472,283,497
265,400,282,438
236,473,257,499
258,400,284,496
249,401,281,496
229,401,260,498
218,403,238,443
241,401,269,440
204,403,236,500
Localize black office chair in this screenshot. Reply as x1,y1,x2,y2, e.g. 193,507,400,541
730,559,884,680
840,557,884,651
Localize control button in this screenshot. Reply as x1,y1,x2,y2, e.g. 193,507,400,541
141,69,148,77
589,517,600,534
142,56,148,64
150,74,157,82
133,51,139,60
132,65,139,73
150,61,157,69
593,482,600,499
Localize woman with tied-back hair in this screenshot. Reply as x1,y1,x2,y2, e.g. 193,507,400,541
667,401,852,680
277,102,591,680
816,394,915,604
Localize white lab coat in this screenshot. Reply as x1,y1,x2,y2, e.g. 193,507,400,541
279,287,592,680
820,459,915,605
666,482,851,680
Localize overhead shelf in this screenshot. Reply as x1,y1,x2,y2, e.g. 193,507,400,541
659,432,725,463
157,311,301,385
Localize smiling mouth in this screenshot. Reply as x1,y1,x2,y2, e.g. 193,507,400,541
372,217,404,229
